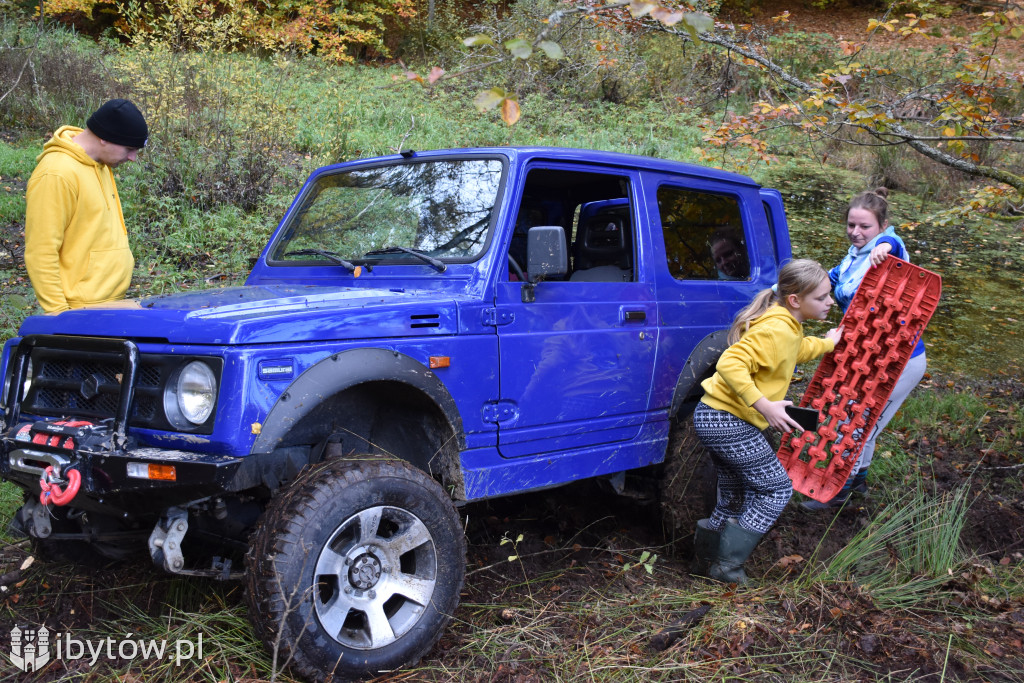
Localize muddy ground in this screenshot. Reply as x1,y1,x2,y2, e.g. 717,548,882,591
2,4,1023,679
1,373,1023,681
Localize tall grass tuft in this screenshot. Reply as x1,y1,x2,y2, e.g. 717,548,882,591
803,483,971,609
77,596,299,681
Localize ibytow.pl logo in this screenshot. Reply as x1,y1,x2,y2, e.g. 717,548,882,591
9,625,204,672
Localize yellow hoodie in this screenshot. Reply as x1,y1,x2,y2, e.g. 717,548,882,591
25,126,134,313
700,305,834,430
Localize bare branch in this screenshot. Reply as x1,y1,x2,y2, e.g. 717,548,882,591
669,25,1024,192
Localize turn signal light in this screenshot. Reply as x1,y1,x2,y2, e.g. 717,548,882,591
127,463,177,481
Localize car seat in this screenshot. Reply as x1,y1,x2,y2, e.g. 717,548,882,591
570,209,632,282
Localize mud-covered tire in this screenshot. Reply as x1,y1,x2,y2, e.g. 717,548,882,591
658,416,718,542
245,456,466,682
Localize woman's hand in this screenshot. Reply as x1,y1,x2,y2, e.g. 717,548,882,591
869,242,892,266
826,325,844,345
752,397,801,433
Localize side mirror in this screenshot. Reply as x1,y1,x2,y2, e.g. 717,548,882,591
528,224,567,273
521,225,568,302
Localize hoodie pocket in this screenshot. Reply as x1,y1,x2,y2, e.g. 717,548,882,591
68,247,134,305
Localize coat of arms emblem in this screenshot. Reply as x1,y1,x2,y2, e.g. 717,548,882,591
10,625,51,672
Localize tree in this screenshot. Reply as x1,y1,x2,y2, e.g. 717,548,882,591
411,0,1023,216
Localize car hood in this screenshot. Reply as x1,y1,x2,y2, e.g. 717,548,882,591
17,285,464,345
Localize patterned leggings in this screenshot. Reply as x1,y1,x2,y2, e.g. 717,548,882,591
693,402,793,534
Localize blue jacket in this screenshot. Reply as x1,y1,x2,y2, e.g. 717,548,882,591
829,227,925,358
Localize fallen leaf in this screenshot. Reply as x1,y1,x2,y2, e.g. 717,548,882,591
774,554,805,569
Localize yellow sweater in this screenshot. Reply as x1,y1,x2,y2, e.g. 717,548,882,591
701,305,834,430
25,126,134,313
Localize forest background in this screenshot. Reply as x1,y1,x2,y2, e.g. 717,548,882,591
0,0,1023,679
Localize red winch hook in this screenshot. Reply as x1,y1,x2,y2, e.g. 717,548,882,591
39,465,81,507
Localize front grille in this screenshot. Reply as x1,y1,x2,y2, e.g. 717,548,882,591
29,352,163,423
10,337,221,434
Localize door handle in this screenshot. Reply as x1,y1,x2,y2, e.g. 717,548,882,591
622,310,646,323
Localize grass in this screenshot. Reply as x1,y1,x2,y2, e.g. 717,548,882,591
801,485,970,606
888,389,991,449
1,15,1023,683
0,480,20,543
1,461,1021,682
384,491,1020,681
0,137,34,227
78,599,278,680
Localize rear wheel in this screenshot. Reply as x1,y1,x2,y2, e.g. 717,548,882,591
659,415,718,543
246,456,465,681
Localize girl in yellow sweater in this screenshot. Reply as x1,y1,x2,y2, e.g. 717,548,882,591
693,259,843,585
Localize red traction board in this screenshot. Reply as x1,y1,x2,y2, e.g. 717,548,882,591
777,258,942,502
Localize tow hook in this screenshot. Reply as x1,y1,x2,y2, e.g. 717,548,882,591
149,507,189,573
39,465,82,507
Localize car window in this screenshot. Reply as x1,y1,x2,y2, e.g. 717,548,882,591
657,186,750,281
270,158,504,264
510,167,634,283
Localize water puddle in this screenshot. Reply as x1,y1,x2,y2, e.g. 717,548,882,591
759,167,1024,377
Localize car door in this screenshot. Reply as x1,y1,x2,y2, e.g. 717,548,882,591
492,164,658,458
640,173,768,414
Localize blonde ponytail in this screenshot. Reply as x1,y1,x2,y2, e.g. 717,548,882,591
728,259,829,344
728,289,776,344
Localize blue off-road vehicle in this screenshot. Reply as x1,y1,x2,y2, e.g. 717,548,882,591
1,147,792,680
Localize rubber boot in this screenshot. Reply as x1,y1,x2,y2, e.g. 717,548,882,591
799,488,851,511
708,520,763,585
691,519,720,577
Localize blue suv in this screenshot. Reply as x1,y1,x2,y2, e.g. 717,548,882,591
1,147,792,680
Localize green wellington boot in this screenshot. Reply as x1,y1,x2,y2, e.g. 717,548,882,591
691,519,720,577
708,520,764,585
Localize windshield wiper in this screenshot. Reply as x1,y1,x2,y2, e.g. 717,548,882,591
284,249,369,273
363,246,447,272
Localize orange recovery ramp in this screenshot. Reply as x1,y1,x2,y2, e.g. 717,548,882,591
777,258,942,502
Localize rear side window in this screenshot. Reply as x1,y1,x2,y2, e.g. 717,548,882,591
657,186,750,281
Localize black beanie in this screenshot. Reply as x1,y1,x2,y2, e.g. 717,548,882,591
86,99,149,148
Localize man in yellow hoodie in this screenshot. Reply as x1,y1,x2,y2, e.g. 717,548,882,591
24,99,149,313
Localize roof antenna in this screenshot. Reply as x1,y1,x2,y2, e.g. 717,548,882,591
395,116,416,158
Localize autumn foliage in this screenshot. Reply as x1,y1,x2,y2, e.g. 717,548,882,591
37,0,416,63
446,0,1022,218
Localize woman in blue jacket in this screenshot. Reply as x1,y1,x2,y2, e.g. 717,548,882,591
802,187,927,510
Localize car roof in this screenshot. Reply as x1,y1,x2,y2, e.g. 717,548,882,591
318,147,761,188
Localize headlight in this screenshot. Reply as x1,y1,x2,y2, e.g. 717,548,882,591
164,361,217,428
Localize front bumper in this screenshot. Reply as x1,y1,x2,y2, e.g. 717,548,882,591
2,423,242,520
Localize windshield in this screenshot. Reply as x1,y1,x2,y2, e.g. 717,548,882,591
270,158,504,264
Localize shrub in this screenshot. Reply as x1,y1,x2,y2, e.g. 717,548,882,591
441,0,659,106
0,19,118,131
114,46,295,213
115,0,417,64
116,0,259,52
